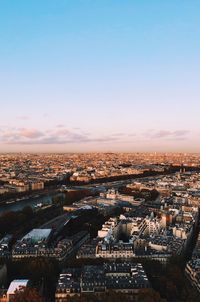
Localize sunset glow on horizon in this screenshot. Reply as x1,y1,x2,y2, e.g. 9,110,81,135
1,1,200,153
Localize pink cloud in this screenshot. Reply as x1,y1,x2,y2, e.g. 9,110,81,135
19,129,44,139
0,126,190,146
17,115,30,120
0,126,121,145
144,129,189,140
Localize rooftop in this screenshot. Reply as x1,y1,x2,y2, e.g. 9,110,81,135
22,228,52,242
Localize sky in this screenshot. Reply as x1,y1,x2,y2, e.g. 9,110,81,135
0,0,200,153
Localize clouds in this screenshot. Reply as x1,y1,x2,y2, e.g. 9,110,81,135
16,115,30,121
0,128,44,143
19,129,44,139
0,126,191,148
143,129,190,140
0,126,120,145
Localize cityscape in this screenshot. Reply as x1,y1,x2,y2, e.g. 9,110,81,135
1,1,200,302
1,153,200,301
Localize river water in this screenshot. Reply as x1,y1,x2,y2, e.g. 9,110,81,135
0,192,65,216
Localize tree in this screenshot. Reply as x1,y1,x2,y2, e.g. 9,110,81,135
138,289,168,302
13,287,44,302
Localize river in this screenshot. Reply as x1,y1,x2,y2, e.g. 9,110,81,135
0,192,65,216
0,174,166,216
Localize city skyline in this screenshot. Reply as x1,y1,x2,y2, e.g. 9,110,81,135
1,1,200,152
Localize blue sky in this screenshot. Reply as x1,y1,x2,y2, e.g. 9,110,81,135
0,0,200,152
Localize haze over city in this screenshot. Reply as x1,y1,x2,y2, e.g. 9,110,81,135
1,1,200,153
